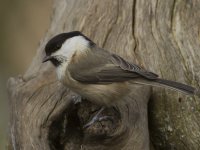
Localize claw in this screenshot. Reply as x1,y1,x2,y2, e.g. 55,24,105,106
98,116,114,122
83,107,114,129
72,95,82,104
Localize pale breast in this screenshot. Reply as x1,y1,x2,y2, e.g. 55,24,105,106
56,62,68,81
60,70,130,106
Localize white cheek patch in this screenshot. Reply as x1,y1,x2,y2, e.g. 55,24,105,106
53,36,89,61
53,35,89,81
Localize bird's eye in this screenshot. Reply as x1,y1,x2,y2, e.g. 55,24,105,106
55,44,61,50
56,45,60,49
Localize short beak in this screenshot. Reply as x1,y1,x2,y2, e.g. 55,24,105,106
42,55,53,63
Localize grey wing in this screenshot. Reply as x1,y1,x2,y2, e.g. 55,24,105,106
111,54,158,80
69,50,158,84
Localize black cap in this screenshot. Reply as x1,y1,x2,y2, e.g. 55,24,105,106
45,31,95,56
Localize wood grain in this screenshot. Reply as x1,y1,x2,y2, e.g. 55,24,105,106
7,0,200,150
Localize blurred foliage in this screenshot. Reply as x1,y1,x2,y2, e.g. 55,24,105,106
0,0,52,149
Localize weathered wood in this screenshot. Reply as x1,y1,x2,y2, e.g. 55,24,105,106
7,0,200,150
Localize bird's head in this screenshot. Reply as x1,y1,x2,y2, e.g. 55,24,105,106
43,31,95,67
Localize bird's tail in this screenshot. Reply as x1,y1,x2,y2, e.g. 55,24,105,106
132,78,200,97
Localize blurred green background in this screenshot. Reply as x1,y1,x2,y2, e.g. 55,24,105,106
0,0,52,149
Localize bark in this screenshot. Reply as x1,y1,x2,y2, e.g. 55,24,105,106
7,0,200,150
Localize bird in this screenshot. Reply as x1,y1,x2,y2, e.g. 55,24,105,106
42,31,199,128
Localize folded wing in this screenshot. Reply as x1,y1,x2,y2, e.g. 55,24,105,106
68,49,158,84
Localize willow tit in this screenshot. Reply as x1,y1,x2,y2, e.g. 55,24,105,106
43,31,199,127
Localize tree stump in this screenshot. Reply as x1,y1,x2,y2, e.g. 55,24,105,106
7,0,200,150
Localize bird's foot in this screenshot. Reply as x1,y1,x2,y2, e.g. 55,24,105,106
83,107,114,129
72,95,82,104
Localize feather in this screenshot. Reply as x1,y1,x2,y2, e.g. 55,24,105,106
68,47,199,97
